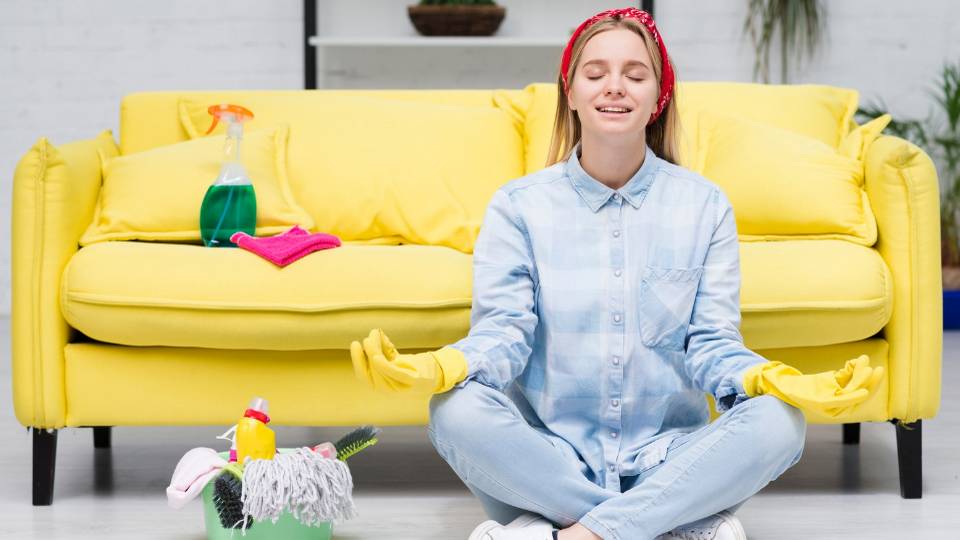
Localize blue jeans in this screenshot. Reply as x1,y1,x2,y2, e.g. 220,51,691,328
427,380,806,540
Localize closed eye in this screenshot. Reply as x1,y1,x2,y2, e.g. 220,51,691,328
586,75,645,81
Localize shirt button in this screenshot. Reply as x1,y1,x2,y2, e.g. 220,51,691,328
611,399,620,407
613,314,621,323
608,465,616,473
614,269,622,277
612,356,620,366
613,193,620,201
610,431,618,439
612,230,620,238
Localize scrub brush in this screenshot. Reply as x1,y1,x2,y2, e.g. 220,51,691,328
334,425,381,460
212,462,253,529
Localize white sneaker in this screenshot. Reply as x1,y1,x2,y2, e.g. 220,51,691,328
468,513,556,540
658,511,747,540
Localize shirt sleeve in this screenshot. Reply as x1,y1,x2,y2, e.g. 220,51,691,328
449,188,539,391
683,188,768,412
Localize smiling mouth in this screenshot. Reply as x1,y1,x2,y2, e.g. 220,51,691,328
596,106,632,115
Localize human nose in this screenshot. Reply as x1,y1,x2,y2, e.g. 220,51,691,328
604,78,625,96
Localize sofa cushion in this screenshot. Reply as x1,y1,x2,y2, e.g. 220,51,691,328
839,114,892,161
95,129,120,162
79,126,314,246
178,94,525,254
677,82,859,149
517,82,860,173
739,239,892,350
60,241,473,351
119,90,517,154
695,111,878,245
61,238,891,352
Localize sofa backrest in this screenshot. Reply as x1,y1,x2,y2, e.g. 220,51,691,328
118,82,873,252
514,82,860,174
121,90,529,252
119,82,859,171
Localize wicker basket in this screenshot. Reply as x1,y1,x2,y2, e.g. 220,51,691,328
407,5,506,36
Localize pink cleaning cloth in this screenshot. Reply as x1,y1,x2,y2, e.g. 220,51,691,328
310,441,337,459
231,225,341,267
167,447,227,509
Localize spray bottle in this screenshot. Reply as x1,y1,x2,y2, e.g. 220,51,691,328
199,104,257,247
216,424,239,463
235,396,276,463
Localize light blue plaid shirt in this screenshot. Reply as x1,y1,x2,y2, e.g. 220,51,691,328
449,144,768,492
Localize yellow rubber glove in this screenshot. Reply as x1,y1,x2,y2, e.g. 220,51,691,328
742,355,884,418
350,329,468,395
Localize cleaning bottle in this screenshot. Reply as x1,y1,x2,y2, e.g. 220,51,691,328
199,104,257,247
235,397,276,463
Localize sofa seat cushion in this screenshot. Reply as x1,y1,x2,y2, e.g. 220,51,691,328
61,242,472,350
61,239,890,353
739,240,893,349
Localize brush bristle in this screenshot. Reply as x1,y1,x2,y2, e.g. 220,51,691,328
212,472,253,529
335,425,381,460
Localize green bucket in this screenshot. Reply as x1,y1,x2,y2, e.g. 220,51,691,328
200,451,333,540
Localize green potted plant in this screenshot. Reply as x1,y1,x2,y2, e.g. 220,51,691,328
743,0,826,83
408,0,506,37
858,60,960,326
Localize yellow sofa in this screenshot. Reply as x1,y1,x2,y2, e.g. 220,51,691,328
12,83,941,505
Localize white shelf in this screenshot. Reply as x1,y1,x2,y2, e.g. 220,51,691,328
308,35,565,47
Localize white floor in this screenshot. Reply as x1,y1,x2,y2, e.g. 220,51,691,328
1,318,958,539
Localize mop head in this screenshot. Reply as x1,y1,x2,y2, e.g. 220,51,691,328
242,447,357,527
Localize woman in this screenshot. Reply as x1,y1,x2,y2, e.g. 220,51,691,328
350,8,882,540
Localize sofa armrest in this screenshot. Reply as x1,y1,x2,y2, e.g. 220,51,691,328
12,136,104,428
864,135,942,422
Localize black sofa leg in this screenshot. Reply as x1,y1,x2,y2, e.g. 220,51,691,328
93,427,112,449
842,423,860,445
893,419,922,499
33,428,57,506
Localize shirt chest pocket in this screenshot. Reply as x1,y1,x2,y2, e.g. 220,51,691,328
637,265,704,351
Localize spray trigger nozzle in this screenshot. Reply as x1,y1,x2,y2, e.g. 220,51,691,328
205,104,254,135
216,424,238,445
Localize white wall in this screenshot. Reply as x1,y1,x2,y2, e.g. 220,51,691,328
3,0,959,316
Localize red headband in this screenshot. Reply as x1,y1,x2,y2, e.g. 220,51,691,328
560,8,675,125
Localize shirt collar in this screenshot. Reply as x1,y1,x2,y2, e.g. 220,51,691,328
565,143,660,212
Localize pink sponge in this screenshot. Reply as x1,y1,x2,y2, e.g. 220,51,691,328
231,225,341,267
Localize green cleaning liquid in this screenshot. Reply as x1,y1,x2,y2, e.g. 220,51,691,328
199,104,258,248
200,184,257,247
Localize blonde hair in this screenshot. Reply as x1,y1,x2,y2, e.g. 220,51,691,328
546,16,681,167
